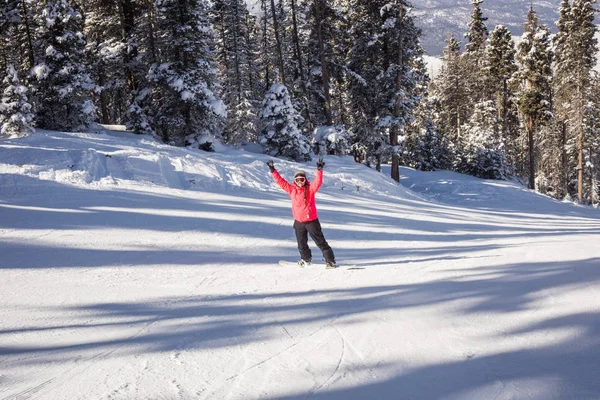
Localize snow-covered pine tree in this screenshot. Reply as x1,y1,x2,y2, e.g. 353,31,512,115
121,0,163,136
513,6,553,190
300,0,341,128
1,1,20,73
456,100,510,180
463,0,489,106
31,0,96,132
0,64,34,137
296,0,351,149
431,33,469,147
211,0,260,145
257,0,275,92
583,71,600,205
343,0,387,168
404,97,451,172
344,0,425,176
312,124,349,156
259,83,311,161
553,0,598,202
1,0,37,134
0,0,36,74
146,0,225,146
84,0,124,124
276,0,294,86
380,0,426,181
265,0,286,85
485,25,519,165
535,120,564,198
83,0,146,125
285,0,311,128
403,44,451,171
552,0,574,198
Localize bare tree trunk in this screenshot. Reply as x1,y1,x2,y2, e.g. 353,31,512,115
244,13,258,99
590,145,595,205
454,75,461,140
314,0,331,125
577,128,584,202
145,0,159,64
527,115,535,189
561,120,568,198
233,1,241,102
269,0,285,84
390,4,404,183
577,81,584,202
502,79,508,139
290,0,311,128
119,0,138,92
20,0,35,70
261,0,270,89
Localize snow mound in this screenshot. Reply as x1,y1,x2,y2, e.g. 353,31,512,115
0,128,414,199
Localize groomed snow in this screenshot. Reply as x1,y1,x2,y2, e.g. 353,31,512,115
1,128,600,400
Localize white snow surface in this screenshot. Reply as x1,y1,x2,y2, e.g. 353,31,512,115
1,127,600,400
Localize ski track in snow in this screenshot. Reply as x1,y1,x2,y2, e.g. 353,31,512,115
1,128,600,399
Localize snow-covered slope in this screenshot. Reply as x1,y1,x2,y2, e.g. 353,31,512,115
1,128,600,400
0,128,410,196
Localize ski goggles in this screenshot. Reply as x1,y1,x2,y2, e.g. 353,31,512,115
295,177,306,183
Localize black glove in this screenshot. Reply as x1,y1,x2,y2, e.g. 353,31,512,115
316,157,325,170
267,159,275,173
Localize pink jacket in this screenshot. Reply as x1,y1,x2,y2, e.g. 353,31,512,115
272,169,323,223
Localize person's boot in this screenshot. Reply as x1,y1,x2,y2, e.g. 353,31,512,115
298,258,312,268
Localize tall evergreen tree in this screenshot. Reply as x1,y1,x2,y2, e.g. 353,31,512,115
286,0,311,128
1,1,21,73
344,0,388,168
83,0,148,126
404,97,451,171
514,6,553,190
485,25,518,161
84,0,125,124
0,63,34,137
456,100,510,180
431,33,469,146
463,0,489,105
301,0,336,127
0,0,36,74
297,0,350,131
257,0,274,92
31,0,96,131
259,83,311,161
583,71,600,204
268,0,286,84
212,0,260,144
344,0,425,177
145,0,225,146
554,0,598,202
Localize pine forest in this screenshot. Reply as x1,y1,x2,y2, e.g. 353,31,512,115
0,0,599,204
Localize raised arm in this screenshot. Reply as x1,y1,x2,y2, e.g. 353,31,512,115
267,160,293,194
310,158,325,194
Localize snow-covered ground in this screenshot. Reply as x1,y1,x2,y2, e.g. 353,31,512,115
1,128,600,400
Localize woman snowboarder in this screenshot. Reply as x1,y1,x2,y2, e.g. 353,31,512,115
267,158,336,269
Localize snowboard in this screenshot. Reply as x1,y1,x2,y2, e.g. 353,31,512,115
278,260,356,269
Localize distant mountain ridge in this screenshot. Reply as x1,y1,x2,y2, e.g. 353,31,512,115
413,0,562,55
245,0,593,57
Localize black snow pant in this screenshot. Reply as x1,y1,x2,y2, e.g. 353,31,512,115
293,218,335,263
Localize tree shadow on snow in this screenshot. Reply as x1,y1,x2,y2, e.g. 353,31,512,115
4,175,600,270
1,258,600,399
